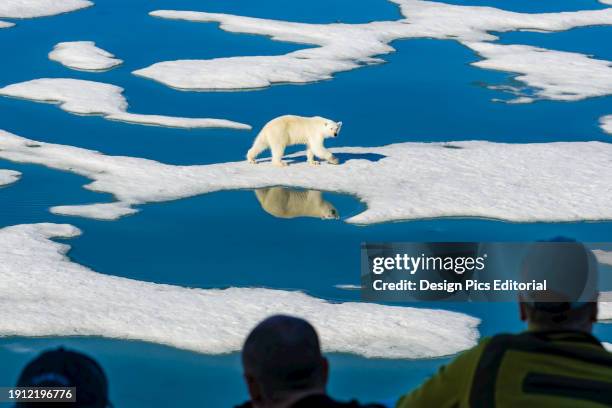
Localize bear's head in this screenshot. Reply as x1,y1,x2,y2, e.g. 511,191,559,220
316,117,343,138
320,202,340,220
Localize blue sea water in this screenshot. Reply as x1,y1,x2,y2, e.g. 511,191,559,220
498,26,612,61
0,0,611,406
432,0,608,12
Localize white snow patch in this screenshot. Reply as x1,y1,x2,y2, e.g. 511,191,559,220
465,42,612,103
134,2,612,91
335,284,361,290
0,223,480,359
0,79,251,130
600,302,612,322
604,342,612,351
600,292,612,322
600,115,612,135
137,10,396,90
0,0,92,18
0,0,92,29
50,202,137,220
49,41,122,71
1,130,612,224
0,169,21,186
594,250,612,266
392,0,612,40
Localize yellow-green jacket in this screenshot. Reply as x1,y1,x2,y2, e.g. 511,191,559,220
396,331,612,408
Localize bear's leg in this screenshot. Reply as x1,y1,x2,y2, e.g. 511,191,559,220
246,139,268,164
307,148,320,166
312,145,339,165
270,144,287,167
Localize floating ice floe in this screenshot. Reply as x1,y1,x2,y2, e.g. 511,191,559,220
49,41,122,71
0,343,36,354
464,42,612,103
0,169,21,186
1,130,612,224
601,115,612,135
594,249,612,267
0,222,480,359
392,0,612,41
600,300,612,321
134,1,612,91
50,202,137,220
335,284,361,290
0,0,92,29
0,78,251,130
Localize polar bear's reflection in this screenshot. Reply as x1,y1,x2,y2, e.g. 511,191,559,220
255,187,339,220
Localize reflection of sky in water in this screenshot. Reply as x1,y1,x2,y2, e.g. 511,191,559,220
1,0,611,406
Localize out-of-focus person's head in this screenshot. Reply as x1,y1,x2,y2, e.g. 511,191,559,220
519,241,599,332
241,315,329,408
16,347,111,408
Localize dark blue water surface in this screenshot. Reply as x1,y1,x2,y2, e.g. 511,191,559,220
1,0,611,407
431,0,608,12
498,26,612,61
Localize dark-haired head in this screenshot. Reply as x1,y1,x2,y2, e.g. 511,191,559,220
16,347,111,408
242,315,328,407
519,242,599,333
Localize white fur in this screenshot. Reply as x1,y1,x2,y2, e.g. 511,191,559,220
255,187,339,219
247,115,342,166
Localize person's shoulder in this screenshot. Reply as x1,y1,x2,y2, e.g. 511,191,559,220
453,335,496,360
477,330,612,364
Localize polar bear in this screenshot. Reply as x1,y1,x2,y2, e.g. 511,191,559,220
255,187,339,219
247,115,342,166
